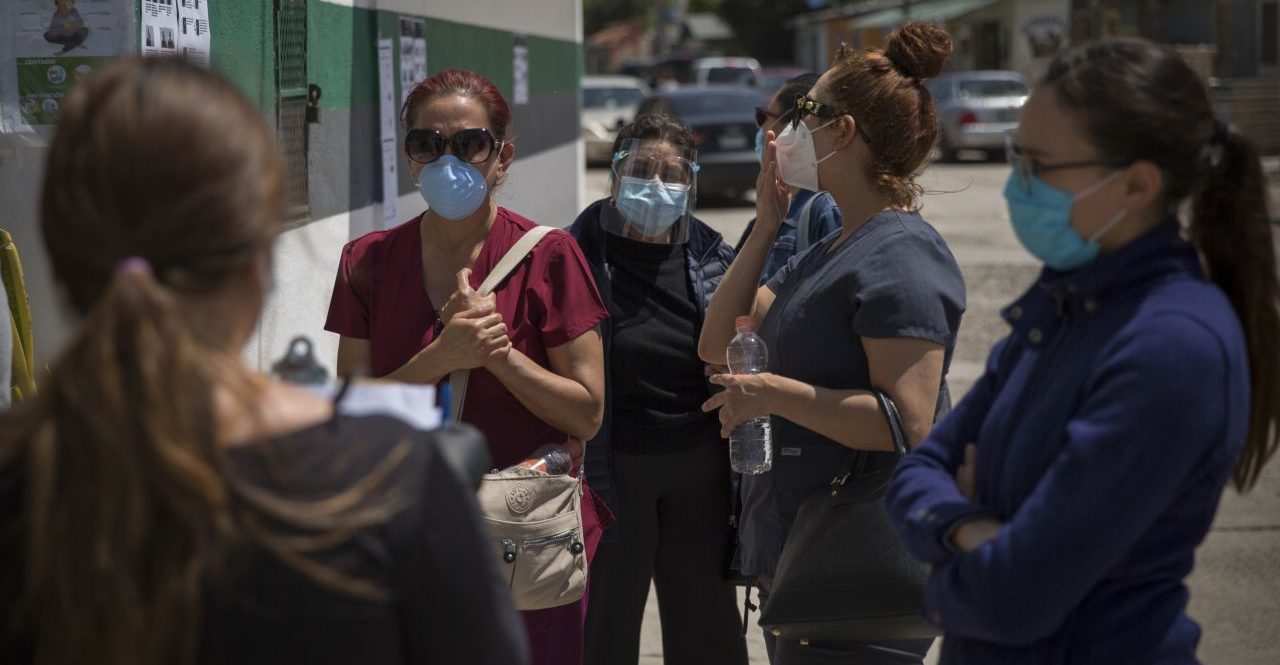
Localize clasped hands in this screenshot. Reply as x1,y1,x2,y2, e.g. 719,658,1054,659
434,268,512,371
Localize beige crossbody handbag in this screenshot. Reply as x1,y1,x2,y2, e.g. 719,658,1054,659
449,226,588,611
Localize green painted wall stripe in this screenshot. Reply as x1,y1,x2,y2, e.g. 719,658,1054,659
422,19,515,101
206,0,274,111
528,35,580,96
202,2,582,113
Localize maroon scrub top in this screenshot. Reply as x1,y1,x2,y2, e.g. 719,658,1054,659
324,207,608,469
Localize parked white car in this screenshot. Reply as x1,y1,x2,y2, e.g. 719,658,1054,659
692,56,761,87
582,75,650,165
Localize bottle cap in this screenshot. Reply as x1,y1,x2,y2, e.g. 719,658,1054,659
735,316,756,333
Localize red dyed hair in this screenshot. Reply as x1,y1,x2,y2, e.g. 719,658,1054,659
401,68,512,140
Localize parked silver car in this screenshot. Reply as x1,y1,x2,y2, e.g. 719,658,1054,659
929,71,1030,161
582,75,650,165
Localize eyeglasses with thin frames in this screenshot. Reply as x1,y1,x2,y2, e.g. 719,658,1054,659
1004,132,1129,194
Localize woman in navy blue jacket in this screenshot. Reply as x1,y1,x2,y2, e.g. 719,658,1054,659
886,38,1280,663
568,113,748,665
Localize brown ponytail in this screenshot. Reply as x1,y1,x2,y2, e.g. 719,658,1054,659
1,58,281,665
22,261,234,665
1191,125,1280,491
1044,38,1280,491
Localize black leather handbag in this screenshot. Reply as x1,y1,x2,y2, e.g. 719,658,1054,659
758,389,938,642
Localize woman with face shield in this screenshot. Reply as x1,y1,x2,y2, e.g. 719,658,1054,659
698,22,965,664
567,113,749,665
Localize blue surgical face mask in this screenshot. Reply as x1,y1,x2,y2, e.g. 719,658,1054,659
615,176,689,238
1003,170,1127,271
754,127,765,164
417,155,489,221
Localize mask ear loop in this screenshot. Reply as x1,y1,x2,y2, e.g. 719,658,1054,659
811,118,843,166
1074,170,1128,244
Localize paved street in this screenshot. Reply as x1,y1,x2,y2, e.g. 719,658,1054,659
586,160,1280,665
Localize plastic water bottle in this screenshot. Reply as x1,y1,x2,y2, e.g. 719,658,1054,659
513,444,573,475
726,316,773,474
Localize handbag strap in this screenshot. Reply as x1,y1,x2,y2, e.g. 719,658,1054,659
793,192,823,253
833,388,911,485
448,226,557,424
872,388,912,456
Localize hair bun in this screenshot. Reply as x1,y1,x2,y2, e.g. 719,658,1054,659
885,21,953,80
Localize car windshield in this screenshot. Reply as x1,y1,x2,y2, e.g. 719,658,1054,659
583,87,646,109
957,79,1029,99
705,67,754,85
665,91,761,117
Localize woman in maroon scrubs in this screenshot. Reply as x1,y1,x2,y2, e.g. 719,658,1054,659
324,68,608,665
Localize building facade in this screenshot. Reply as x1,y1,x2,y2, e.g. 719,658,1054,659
0,0,586,372
789,0,1070,83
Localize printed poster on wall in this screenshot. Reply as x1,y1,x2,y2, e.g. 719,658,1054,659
1,0,132,132
399,16,426,101
378,39,399,227
176,0,211,67
141,0,178,58
512,34,529,105
142,0,209,66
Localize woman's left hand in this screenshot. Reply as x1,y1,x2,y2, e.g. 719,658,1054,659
703,373,777,438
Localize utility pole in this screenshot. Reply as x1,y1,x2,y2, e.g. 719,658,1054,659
653,0,668,57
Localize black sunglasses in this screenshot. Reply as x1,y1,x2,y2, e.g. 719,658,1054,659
755,106,778,128
792,94,873,145
405,127,502,165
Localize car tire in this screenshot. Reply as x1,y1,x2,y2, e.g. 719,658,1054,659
938,132,959,163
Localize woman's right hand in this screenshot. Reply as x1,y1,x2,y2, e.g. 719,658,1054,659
440,268,495,326
433,305,510,371
753,131,792,235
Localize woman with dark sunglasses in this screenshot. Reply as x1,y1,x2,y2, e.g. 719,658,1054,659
886,38,1280,664
567,113,749,665
324,68,609,665
735,72,843,284
698,22,965,664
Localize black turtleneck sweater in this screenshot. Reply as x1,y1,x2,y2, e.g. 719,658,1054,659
605,232,720,453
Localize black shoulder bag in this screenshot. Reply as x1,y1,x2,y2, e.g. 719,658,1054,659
758,389,938,641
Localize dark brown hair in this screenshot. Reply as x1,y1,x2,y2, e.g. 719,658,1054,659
1044,38,1280,491
773,72,821,122
2,58,399,665
825,21,952,208
611,111,694,157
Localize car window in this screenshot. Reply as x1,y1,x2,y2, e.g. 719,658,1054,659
665,92,761,117
583,87,647,109
957,79,1029,99
705,67,755,85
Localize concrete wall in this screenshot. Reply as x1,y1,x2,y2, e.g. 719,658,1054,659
1010,0,1071,82
0,0,585,374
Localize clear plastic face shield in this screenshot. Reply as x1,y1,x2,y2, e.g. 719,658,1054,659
606,138,699,244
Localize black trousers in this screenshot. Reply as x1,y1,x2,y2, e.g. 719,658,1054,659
757,577,932,665
584,443,748,665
